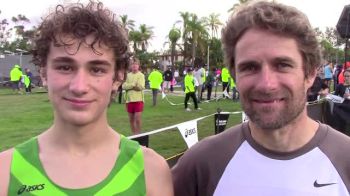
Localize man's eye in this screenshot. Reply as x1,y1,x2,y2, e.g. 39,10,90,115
56,65,73,72
239,64,258,72
91,67,106,75
277,63,293,70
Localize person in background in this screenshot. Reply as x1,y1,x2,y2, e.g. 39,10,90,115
333,64,343,90
0,2,173,195
221,66,230,98
230,76,239,101
206,68,216,100
123,58,145,135
323,62,333,87
200,66,206,101
184,67,200,111
335,69,350,101
148,66,163,106
193,65,204,102
9,64,23,94
163,67,173,93
24,68,33,93
338,62,350,85
172,1,350,195
307,66,329,102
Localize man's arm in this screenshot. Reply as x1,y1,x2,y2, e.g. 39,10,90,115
143,147,173,196
0,149,13,196
134,74,145,91
122,80,135,90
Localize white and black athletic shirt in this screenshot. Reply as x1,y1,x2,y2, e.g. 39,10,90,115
172,123,350,196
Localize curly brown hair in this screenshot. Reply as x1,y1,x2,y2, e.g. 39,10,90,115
222,1,322,79
31,0,130,81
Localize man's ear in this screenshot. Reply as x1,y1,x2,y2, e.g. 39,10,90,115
40,67,47,86
305,69,317,89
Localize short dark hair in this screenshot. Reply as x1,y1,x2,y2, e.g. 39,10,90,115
32,0,130,81
222,1,322,79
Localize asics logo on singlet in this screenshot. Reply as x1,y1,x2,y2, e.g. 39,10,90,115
17,184,45,195
185,128,196,138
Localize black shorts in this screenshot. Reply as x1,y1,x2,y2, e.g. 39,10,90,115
12,81,19,90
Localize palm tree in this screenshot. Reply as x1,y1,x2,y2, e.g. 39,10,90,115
139,24,154,52
203,13,223,69
205,13,223,39
187,14,207,65
129,30,142,53
119,14,135,34
176,11,191,66
167,27,181,67
228,0,251,13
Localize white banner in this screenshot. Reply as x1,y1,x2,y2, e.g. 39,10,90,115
242,111,249,122
177,120,199,148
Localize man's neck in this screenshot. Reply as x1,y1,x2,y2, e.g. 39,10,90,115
249,112,319,152
40,118,117,154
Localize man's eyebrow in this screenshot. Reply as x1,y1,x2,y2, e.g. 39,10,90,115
236,60,260,67
52,57,75,63
51,58,112,67
88,60,112,66
273,56,296,64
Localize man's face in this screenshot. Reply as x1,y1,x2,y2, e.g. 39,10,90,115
234,28,315,130
345,71,350,84
42,35,121,126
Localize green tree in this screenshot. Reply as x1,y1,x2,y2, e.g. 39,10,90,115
176,11,191,66
166,27,181,67
139,24,154,52
0,10,10,51
204,13,223,39
228,0,251,13
187,13,207,65
119,14,135,34
129,30,142,53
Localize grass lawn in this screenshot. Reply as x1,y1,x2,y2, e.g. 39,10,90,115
0,88,242,158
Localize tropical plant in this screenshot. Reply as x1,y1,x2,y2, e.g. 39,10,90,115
204,13,223,39
228,0,251,13
176,11,191,66
139,24,154,52
119,14,135,34
166,27,181,67
129,30,142,53
187,13,208,65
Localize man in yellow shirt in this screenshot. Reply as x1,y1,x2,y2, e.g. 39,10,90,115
148,66,163,106
184,68,200,111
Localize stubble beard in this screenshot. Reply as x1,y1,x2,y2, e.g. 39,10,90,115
241,87,306,131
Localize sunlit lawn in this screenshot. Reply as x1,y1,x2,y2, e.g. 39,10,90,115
0,87,242,158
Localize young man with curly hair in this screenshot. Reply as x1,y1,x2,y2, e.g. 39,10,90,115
0,1,173,195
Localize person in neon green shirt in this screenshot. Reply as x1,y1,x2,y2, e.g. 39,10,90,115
22,74,30,93
230,76,239,100
0,2,173,196
184,67,199,111
9,64,23,93
221,67,230,98
148,66,163,106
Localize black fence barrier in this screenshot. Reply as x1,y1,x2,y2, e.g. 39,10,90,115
131,135,149,147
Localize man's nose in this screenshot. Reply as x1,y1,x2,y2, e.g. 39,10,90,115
255,66,279,91
69,70,90,94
